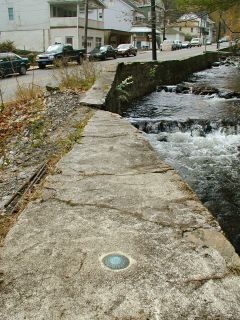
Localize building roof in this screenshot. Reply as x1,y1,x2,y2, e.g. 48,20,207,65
178,13,199,21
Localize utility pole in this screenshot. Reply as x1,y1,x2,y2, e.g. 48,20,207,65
77,3,80,49
84,0,89,52
151,0,157,60
217,11,223,50
162,9,166,41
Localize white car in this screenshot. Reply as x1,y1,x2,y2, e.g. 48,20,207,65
190,38,202,47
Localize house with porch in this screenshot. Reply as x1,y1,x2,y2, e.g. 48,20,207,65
130,0,164,49
0,0,105,52
171,12,215,42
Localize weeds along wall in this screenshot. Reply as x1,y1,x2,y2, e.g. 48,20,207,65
105,52,220,114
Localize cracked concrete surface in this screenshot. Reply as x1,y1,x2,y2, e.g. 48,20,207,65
1,111,240,320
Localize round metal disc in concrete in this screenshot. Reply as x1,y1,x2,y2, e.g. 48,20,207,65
102,254,130,270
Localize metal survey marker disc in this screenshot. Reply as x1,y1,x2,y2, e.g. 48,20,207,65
102,254,130,270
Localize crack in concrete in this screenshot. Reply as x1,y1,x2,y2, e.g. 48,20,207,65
182,272,230,284
181,226,212,238
49,198,178,229
58,167,174,178
83,134,129,138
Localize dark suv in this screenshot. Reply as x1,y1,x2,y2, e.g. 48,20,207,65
89,45,117,61
0,52,30,77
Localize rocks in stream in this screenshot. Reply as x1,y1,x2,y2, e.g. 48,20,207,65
159,81,240,100
212,61,221,67
176,84,190,94
157,133,168,142
218,90,240,99
132,118,240,136
192,85,219,95
190,124,206,137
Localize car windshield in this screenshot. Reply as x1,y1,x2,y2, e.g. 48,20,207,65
117,44,129,49
46,45,63,53
192,38,199,41
100,46,108,52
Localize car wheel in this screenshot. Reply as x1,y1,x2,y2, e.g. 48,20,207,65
134,52,137,56
19,65,27,75
114,54,117,59
38,64,46,69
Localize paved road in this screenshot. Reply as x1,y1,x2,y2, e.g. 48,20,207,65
0,44,227,102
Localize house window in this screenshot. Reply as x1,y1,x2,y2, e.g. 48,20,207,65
179,27,182,31
191,27,194,33
99,12,103,19
66,37,73,45
82,42,92,47
8,8,14,21
82,36,93,48
96,37,102,47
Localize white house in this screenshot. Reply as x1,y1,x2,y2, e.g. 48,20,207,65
172,12,215,42
165,28,185,42
102,0,137,46
0,0,105,51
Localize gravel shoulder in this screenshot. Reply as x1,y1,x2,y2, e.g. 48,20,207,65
0,90,93,242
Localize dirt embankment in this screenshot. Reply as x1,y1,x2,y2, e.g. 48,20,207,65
0,90,94,243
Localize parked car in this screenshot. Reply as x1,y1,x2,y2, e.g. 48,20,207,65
36,44,85,69
190,38,202,47
116,44,137,57
206,39,212,45
0,52,30,78
218,36,230,43
181,41,191,49
89,45,117,61
173,40,182,49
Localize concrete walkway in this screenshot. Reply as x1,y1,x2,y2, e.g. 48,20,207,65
1,110,240,319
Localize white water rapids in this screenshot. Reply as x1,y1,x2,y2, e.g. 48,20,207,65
123,63,240,253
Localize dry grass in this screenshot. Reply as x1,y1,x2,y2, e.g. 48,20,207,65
15,83,43,104
0,215,16,246
55,60,99,92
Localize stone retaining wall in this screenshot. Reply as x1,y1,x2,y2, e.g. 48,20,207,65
105,52,219,114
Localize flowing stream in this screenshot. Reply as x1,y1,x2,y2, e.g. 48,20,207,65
123,61,240,254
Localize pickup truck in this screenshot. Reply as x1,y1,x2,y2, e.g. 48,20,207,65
36,44,85,69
